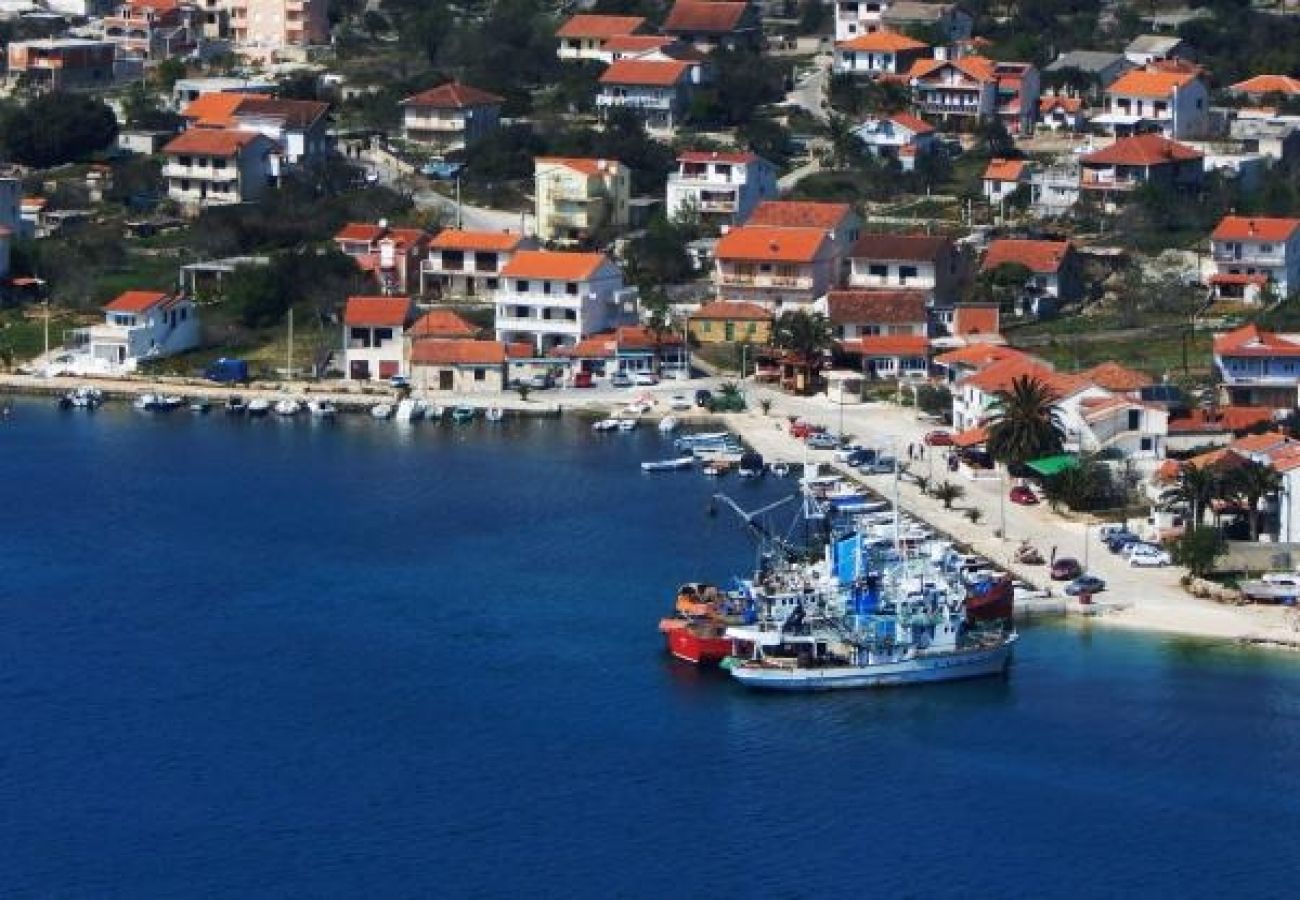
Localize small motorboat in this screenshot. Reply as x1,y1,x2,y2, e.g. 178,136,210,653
133,393,162,411
770,462,791,478
68,386,103,409
485,406,504,423
394,398,424,422
247,398,270,417
641,456,695,472
158,395,185,411
225,396,247,415
658,416,679,433
308,399,337,418
370,403,394,420
702,462,730,477
616,418,638,432
592,418,619,432
273,398,302,416
737,452,764,478
189,398,212,414
451,405,476,423
57,393,74,410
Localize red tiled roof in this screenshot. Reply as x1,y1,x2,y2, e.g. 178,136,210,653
1083,361,1152,392
430,229,526,252
716,226,829,263
556,14,646,38
909,55,996,84
747,200,852,230
982,239,1071,275
410,339,507,366
839,335,930,357
663,0,748,33
335,222,387,244
501,250,609,281
344,296,412,327
958,356,1061,395
554,333,617,359
104,290,168,313
850,233,950,261
1040,95,1084,114
536,156,623,176
984,158,1026,182
1231,430,1292,454
1211,215,1300,243
888,112,935,135
934,344,1029,368
1108,68,1198,98
825,290,927,325
182,91,269,127
381,228,429,250
1230,74,1300,96
233,97,330,129
162,128,271,157
952,425,988,448
837,29,928,52
604,35,675,52
1167,406,1276,434
1214,324,1300,358
1081,134,1201,166
402,81,504,109
1209,274,1271,286
615,324,684,350
410,309,479,340
951,304,1000,337
599,59,692,86
691,300,771,321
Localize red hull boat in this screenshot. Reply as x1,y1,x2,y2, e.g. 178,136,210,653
966,575,1015,623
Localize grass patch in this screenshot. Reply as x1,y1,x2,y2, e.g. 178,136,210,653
1027,330,1214,378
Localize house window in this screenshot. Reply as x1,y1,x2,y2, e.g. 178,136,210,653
1128,409,1140,430
566,282,578,295
1261,244,1273,253
350,327,371,348
516,280,529,292
899,265,918,283
702,321,712,333
868,264,887,277
375,327,394,345
474,368,486,381
543,281,552,295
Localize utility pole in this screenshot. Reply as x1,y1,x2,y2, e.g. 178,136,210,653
286,307,294,381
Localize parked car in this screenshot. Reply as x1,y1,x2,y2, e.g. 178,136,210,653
611,372,632,388
669,394,692,411
924,430,954,446
1050,557,1083,581
572,371,594,389
1106,531,1141,554
845,449,875,467
833,444,866,463
806,432,840,450
1009,485,1038,505
526,373,553,390
633,372,658,386
1129,545,1173,567
790,420,822,439
860,456,897,475
1065,575,1107,596
694,389,713,408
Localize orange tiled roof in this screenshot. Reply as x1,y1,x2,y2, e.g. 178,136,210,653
604,35,675,52
1107,68,1198,98
716,226,829,263
1081,134,1201,166
1040,95,1084,114
1214,324,1300,358
1209,273,1271,287
826,290,927,325
957,356,1059,395
909,55,996,84
1083,361,1152,392
233,97,330,129
664,0,748,33
430,229,526,252
536,156,623,176
933,343,1028,368
839,335,930,357
691,300,772,321
746,200,851,230
889,112,935,135
1231,430,1293,454
402,81,504,108
1231,74,1300,96
410,309,479,340
837,29,928,52
104,290,168,313
335,222,387,244
982,239,1071,275
951,304,1000,337
1211,215,1300,243
615,324,684,350
343,296,412,327
952,425,988,448
984,158,1026,182
182,91,269,127
501,250,608,281
599,59,692,86
556,14,646,38
163,128,270,156
410,339,506,366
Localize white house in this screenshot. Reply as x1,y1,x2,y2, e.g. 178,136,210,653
79,290,201,374
982,158,1028,204
666,150,777,226
714,226,837,313
343,295,415,382
852,112,937,171
1208,216,1300,304
823,289,930,380
555,14,647,62
833,0,888,42
1123,34,1191,68
421,230,537,300
833,29,930,78
846,232,958,306
400,81,503,151
494,251,638,353
596,58,696,131
160,128,279,209
1098,68,1208,139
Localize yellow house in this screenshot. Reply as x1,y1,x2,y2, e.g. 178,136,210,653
534,157,630,244
688,300,773,345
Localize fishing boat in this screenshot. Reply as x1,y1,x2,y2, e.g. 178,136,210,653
965,574,1015,622
273,398,302,416
247,398,271,417
641,456,695,472
616,418,638,432
737,452,764,478
658,416,679,433
225,396,247,415
592,418,619,432
370,403,394,420
770,462,791,478
451,405,476,423
307,399,337,418
133,393,163,411
159,395,185,411
485,406,504,422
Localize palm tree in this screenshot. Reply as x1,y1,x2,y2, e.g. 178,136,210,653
1225,461,1282,540
1161,463,1220,528
932,481,965,509
984,376,1066,467
773,310,834,394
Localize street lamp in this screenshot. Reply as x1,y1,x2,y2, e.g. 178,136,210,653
1083,522,1091,573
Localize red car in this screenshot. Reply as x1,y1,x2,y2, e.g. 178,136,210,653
1009,485,1038,505
1050,557,1083,581
924,430,954,447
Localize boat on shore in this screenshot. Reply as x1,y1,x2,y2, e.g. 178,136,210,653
641,456,695,472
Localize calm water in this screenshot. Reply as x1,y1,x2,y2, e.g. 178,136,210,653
3,399,1300,898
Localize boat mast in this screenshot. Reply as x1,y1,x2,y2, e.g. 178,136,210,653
286,307,294,381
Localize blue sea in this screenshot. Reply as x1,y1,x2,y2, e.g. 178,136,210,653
3,398,1300,899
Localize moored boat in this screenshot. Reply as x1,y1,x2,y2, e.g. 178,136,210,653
658,618,734,665
308,399,337,418
616,418,638,432
370,402,394,420
658,416,679,433
592,418,619,432
247,398,271,417
394,398,424,422
451,405,476,423
641,456,695,472
273,398,302,416
485,406,504,422
189,398,212,414
225,396,248,415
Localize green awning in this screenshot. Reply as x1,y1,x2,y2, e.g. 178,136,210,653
1026,454,1078,476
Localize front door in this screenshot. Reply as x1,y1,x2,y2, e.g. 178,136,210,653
439,369,455,391
350,359,370,380
724,321,735,341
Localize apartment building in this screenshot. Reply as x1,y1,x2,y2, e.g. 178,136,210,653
534,157,630,244
665,150,776,227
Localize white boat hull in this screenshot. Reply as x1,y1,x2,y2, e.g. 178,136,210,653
730,638,1015,691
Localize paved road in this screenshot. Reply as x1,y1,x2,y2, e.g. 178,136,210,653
364,151,527,233
784,55,829,123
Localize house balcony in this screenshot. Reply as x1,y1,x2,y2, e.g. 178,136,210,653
596,94,672,110
494,314,582,335
1218,372,1300,387
1211,248,1286,265
669,172,742,188
422,260,499,276
913,98,983,116
162,163,238,181
402,116,465,132
1080,172,1141,191
719,273,814,289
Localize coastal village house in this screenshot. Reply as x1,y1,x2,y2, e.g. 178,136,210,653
421,229,537,301
228,0,330,60
687,300,772,345
1213,324,1300,410
846,233,959,308
534,157,630,244
182,93,332,166
714,225,836,313
661,0,758,53
333,221,431,296
342,295,415,382
410,339,518,393
1208,216,1300,304
6,38,116,91
833,0,887,41
746,200,862,285
1228,75,1300,102
1078,134,1203,204
823,289,930,381
596,59,696,132
907,57,1040,135
851,113,937,171
555,14,647,63
1045,50,1132,91
666,150,777,227
982,158,1028,204
833,30,930,79
882,2,972,41
981,239,1078,315
553,325,687,378
409,308,480,343
1123,34,1191,68
74,290,201,374
160,128,279,210
1038,95,1087,132
1097,68,1208,139
102,0,198,61
494,250,637,353
400,81,503,151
